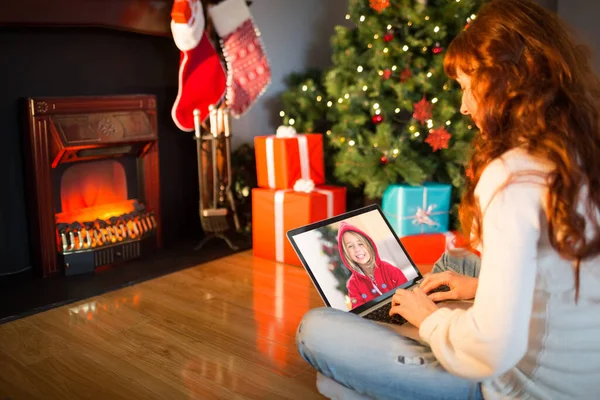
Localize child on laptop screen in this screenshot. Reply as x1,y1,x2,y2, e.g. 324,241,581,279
338,222,408,308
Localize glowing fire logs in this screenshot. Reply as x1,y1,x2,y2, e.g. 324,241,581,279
56,208,157,254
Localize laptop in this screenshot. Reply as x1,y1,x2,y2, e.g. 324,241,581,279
286,204,449,326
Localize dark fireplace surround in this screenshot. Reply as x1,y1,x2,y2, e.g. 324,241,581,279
24,95,161,278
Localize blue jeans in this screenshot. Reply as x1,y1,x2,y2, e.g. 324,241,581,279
296,251,483,400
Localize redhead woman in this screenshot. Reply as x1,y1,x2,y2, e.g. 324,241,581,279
296,0,600,398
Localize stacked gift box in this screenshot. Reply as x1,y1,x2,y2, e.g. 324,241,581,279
252,128,346,266
381,183,472,269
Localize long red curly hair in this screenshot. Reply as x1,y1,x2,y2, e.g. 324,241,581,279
444,0,600,300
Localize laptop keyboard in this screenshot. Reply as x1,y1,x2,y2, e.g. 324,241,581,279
362,285,451,326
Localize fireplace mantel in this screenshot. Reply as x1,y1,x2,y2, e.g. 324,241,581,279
0,0,172,37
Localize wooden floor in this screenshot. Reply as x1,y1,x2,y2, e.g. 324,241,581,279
0,250,328,400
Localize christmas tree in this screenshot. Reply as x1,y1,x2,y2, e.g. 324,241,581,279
280,0,484,218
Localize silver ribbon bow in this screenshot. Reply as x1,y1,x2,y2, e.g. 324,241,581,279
413,204,440,227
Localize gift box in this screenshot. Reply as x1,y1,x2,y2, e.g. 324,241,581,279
255,133,325,189
252,185,346,266
400,231,476,273
401,231,457,267
382,182,452,237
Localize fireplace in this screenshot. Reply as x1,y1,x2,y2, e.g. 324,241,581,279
23,95,161,277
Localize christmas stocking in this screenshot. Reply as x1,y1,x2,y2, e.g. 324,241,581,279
170,0,227,132
208,0,271,118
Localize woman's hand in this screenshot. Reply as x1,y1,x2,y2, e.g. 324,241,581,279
389,288,438,328
420,270,479,302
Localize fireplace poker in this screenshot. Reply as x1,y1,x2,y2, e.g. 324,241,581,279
223,108,241,232
192,107,238,251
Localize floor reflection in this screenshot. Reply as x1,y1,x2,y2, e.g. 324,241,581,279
67,293,140,323
253,259,312,370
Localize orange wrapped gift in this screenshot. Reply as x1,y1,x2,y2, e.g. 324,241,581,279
255,132,325,189
400,231,476,266
252,185,346,266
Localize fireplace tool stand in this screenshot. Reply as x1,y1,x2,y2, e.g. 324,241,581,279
193,105,241,251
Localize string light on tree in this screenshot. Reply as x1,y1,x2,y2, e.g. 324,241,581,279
279,111,285,117
289,118,295,125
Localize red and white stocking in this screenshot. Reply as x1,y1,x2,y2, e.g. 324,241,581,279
170,0,227,131
209,0,271,118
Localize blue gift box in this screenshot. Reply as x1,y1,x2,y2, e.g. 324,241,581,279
382,183,452,237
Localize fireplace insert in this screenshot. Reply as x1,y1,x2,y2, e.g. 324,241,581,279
23,95,161,277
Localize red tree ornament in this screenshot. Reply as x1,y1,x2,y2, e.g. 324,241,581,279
433,43,444,54
413,97,433,124
425,127,452,151
369,0,390,13
400,67,412,82
382,69,392,80
384,33,394,42
466,166,475,180
372,114,384,124
380,155,389,165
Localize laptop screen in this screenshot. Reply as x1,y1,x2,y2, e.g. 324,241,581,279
287,205,422,314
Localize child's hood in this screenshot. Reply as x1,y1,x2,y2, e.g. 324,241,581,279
337,221,382,273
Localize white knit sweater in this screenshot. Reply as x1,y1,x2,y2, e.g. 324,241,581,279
419,148,600,399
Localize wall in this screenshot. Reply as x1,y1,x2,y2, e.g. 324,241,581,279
230,0,350,147
535,0,557,11
557,0,600,71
